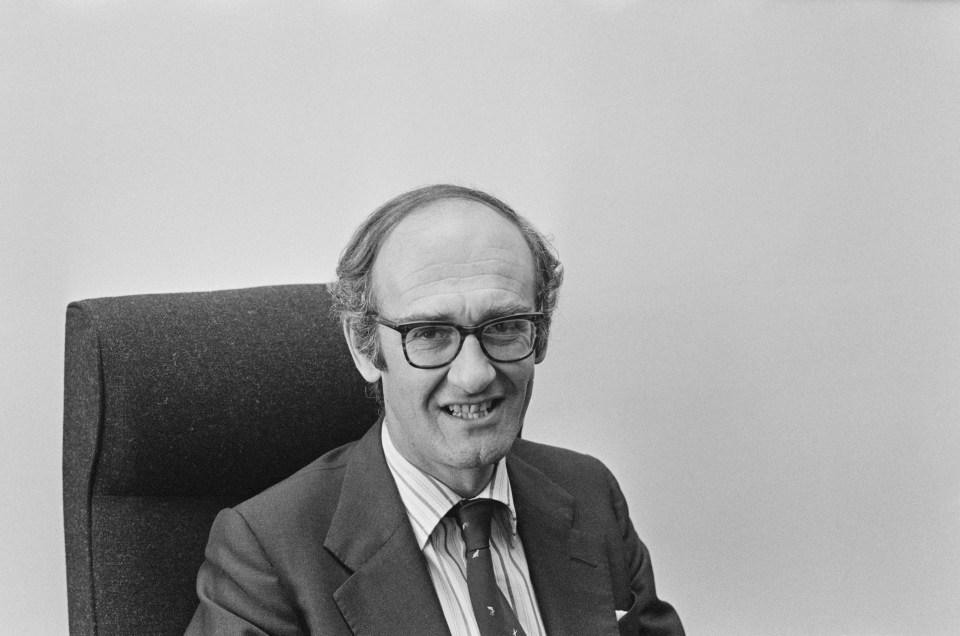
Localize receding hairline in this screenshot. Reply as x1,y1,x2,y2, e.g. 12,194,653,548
366,196,538,312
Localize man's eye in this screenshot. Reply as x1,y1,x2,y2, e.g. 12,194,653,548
409,327,453,342
488,320,524,335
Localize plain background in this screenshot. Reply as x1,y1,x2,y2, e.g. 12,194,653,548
2,1,959,634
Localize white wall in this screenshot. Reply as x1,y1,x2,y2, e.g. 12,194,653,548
3,1,959,633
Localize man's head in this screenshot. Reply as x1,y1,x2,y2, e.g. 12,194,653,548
331,185,563,492
332,185,562,371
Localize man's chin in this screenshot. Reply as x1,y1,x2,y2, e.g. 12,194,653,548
444,431,518,468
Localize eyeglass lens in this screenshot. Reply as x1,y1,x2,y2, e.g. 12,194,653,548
404,318,536,366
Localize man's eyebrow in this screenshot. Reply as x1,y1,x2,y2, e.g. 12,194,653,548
479,302,538,320
397,303,536,324
394,311,450,322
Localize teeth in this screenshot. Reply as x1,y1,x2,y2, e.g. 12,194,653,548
446,401,493,419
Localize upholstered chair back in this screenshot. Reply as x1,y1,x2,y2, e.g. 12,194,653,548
62,284,379,635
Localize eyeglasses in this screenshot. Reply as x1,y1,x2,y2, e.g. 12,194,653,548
371,313,543,369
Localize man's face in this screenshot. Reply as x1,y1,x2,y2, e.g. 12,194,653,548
350,199,538,490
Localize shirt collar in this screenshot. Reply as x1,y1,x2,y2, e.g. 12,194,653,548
381,423,518,550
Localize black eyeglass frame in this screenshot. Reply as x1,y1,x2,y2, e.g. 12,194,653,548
370,312,544,369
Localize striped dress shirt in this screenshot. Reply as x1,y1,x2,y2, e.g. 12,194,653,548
382,425,547,636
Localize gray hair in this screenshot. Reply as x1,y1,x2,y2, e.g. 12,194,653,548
330,184,563,377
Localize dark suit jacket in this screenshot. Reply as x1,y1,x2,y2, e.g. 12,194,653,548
186,421,683,635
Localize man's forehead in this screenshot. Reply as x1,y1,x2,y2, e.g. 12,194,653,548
387,198,518,242
370,200,536,315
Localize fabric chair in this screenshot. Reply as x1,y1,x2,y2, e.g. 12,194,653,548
62,284,379,635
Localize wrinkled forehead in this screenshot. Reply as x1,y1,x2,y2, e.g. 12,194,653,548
370,200,537,318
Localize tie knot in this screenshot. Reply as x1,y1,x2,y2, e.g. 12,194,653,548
450,498,499,552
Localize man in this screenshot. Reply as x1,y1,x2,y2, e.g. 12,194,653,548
187,185,683,635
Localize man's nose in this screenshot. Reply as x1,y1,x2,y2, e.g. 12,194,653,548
447,335,496,393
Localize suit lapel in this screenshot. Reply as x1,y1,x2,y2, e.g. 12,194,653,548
324,420,450,636
509,450,621,636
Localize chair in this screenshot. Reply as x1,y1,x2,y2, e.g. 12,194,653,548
62,284,379,635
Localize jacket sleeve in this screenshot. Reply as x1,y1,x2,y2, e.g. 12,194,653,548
185,508,303,636
603,466,685,636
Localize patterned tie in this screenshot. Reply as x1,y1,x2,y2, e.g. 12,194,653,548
450,499,527,636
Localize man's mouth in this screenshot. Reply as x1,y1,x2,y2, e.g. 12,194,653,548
444,399,499,420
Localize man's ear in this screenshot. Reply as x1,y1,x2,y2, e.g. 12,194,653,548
343,320,382,383
534,339,548,364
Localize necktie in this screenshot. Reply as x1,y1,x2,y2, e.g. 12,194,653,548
450,499,527,636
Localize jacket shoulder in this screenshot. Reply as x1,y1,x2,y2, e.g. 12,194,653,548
510,437,610,473
509,438,617,494
233,439,358,526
